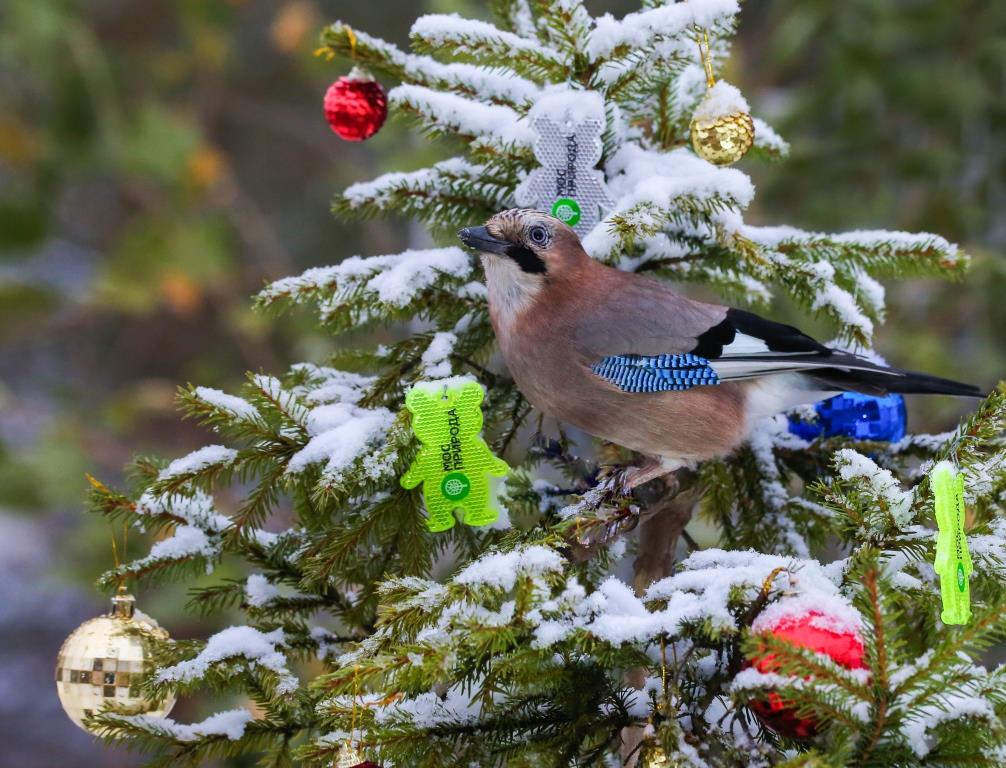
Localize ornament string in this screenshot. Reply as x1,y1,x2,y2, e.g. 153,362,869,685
695,28,716,89
346,25,357,60
349,665,360,749
110,520,129,593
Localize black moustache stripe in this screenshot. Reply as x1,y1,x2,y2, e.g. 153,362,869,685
505,244,547,274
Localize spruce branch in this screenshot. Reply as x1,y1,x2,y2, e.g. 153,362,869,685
490,0,537,37
321,22,540,110
410,15,567,82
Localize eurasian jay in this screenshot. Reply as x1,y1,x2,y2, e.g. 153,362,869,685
458,209,981,488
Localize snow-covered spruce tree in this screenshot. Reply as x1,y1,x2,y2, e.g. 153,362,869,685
88,2,1006,766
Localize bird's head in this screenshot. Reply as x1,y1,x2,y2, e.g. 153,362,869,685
458,209,587,314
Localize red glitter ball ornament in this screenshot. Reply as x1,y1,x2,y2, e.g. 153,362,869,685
747,609,866,739
324,68,387,141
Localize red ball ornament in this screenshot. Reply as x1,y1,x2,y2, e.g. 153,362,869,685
747,608,866,739
324,67,387,142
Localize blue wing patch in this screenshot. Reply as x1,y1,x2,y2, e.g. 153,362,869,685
591,353,720,393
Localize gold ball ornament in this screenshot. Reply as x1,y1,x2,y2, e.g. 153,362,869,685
639,743,671,768
55,589,175,732
690,110,755,166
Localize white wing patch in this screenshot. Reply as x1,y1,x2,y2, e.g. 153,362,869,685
721,333,770,355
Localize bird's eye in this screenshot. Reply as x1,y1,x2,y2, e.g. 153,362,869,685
528,225,549,246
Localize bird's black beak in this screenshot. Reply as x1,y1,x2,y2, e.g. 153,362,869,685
458,226,509,256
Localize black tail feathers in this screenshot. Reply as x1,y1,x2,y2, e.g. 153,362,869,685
810,366,983,398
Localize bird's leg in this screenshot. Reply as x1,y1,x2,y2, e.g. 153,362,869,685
613,456,684,494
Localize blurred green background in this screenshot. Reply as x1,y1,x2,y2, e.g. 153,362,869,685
0,0,1001,764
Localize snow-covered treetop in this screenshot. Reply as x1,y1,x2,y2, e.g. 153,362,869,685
316,0,964,349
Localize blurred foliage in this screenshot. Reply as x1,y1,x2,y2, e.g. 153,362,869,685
0,1,440,764
0,0,1001,764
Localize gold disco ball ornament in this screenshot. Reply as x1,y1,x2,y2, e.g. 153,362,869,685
334,741,375,768
55,588,175,732
690,109,755,166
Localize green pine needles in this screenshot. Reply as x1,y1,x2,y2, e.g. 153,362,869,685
85,1,1006,766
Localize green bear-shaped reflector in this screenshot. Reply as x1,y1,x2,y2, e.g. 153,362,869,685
401,381,509,532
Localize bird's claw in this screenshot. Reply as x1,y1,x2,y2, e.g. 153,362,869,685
598,460,681,496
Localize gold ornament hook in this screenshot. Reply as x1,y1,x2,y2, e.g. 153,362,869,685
110,587,136,619
110,519,130,595
696,28,716,89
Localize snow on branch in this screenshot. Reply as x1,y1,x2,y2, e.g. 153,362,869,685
729,664,870,716
419,332,457,378
290,364,375,406
751,117,789,159
338,157,512,223
99,489,281,588
101,521,223,586
354,247,473,306
742,244,877,344
376,544,847,654
606,145,755,211
256,266,340,309
533,550,846,647
322,21,539,109
743,224,964,275
898,686,998,758
136,489,231,532
155,626,299,694
390,85,535,147
417,62,540,108
805,260,875,338
257,247,474,323
108,708,254,743
286,402,396,485
587,0,740,62
146,524,218,562
159,445,238,482
374,685,484,729
188,387,265,427
320,684,490,737
411,14,565,80
320,21,412,82
412,14,548,56
493,0,536,38
245,573,306,608
834,449,914,530
584,145,754,259
341,159,489,208
454,545,566,590
251,374,309,427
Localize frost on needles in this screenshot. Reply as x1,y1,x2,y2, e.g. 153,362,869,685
85,1,1006,766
